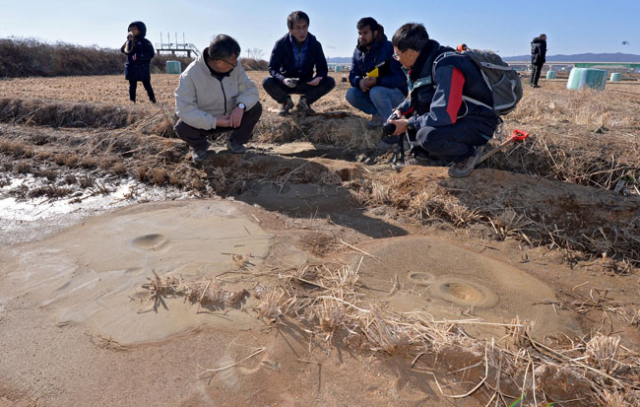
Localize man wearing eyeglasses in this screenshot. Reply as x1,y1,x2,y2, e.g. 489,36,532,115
262,11,335,116
174,34,262,162
386,23,497,177
346,17,407,129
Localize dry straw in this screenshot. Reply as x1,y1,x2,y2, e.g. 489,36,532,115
250,259,640,405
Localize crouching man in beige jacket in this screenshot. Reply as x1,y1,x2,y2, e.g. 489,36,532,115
174,34,262,163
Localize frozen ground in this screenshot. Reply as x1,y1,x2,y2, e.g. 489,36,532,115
0,173,193,247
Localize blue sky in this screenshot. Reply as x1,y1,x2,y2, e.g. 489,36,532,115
1,0,639,58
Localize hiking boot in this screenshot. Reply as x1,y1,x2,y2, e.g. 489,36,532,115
277,97,294,116
191,147,208,163
296,97,316,115
226,139,247,154
448,145,484,178
410,145,430,161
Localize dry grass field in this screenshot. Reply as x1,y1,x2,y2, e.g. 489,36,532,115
1,71,640,406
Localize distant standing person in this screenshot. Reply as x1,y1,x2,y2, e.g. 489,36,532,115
174,35,262,162
120,21,156,103
263,11,336,116
530,34,547,88
346,17,407,129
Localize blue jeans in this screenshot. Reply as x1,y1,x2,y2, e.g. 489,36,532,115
345,86,405,120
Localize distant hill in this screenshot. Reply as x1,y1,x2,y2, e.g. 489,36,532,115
503,52,640,62
329,53,640,64
327,57,351,63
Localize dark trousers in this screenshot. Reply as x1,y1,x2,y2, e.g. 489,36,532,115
415,119,496,162
129,80,156,103
530,63,543,86
262,76,336,105
174,102,263,151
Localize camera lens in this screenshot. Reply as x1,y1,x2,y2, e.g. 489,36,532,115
382,123,396,135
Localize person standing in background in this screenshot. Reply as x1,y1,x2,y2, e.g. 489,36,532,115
530,34,547,88
121,21,156,103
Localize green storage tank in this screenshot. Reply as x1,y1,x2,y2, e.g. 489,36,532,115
166,61,181,74
567,68,608,91
610,73,622,82
335,65,343,72
546,70,557,79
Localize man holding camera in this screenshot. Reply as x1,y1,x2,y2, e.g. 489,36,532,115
262,11,335,116
346,17,407,129
385,23,497,178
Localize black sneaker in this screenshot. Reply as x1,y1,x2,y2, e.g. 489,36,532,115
191,148,208,163
448,145,484,178
296,97,316,115
278,97,294,116
226,139,247,154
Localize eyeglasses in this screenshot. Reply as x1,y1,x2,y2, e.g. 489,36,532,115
392,50,406,60
217,58,237,68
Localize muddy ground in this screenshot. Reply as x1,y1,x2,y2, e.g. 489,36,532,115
1,72,640,406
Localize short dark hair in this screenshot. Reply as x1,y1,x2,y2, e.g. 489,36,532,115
287,11,309,29
357,17,379,33
392,23,429,52
208,34,241,60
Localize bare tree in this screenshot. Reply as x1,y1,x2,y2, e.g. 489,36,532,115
246,48,264,60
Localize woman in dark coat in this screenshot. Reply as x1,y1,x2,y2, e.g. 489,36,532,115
120,21,156,103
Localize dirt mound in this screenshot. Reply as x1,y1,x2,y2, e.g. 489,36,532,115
348,236,580,340
352,164,640,265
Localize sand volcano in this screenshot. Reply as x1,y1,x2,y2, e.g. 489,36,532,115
0,200,272,344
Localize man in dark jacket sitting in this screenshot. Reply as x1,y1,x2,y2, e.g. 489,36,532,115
262,11,336,116
346,17,407,129
386,23,498,178
530,34,547,88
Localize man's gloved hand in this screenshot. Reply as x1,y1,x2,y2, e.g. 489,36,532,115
283,78,298,88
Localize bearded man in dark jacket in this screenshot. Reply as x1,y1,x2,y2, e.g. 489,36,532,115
120,21,156,103
346,17,407,129
530,34,547,88
386,23,498,178
262,11,335,116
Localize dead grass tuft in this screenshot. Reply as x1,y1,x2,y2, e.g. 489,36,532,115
138,271,249,313
14,162,32,174
0,140,34,158
408,185,480,227
148,168,168,185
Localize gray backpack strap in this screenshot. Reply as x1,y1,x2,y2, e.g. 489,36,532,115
431,51,458,83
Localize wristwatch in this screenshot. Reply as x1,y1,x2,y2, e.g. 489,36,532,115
237,103,246,110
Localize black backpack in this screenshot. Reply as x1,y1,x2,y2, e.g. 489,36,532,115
434,49,523,116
